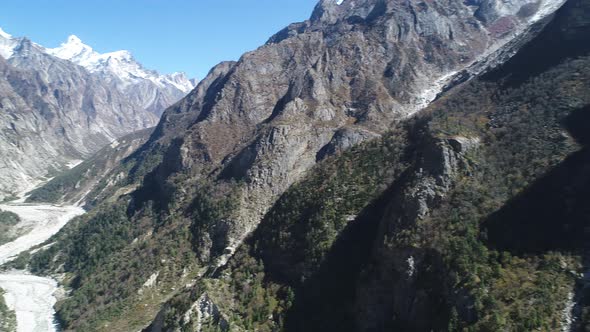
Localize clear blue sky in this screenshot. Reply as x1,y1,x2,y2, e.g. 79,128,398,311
0,0,319,79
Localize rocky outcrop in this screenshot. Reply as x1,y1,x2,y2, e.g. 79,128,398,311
147,293,229,332
181,294,229,332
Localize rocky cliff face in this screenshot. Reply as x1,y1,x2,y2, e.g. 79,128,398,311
0,31,194,200
166,1,586,330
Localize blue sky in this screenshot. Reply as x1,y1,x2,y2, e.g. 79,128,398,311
0,0,319,79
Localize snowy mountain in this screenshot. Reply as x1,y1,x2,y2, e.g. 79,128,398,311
0,27,196,199
0,29,195,115
47,35,194,93
0,28,17,59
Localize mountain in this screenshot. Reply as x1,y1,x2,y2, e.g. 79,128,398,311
15,0,588,331
47,35,194,114
0,29,195,199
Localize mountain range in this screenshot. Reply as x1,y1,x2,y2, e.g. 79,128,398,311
2,0,590,331
0,28,195,199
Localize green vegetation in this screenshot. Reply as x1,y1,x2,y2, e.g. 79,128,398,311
168,127,412,331
0,288,16,332
26,162,89,203
154,55,590,331
0,209,20,246
254,127,410,281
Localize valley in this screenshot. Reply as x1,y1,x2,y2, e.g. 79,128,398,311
0,0,589,331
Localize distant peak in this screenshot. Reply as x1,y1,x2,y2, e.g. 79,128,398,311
62,35,91,50
66,35,83,44
0,27,12,39
48,34,95,62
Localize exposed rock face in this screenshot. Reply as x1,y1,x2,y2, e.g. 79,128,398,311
182,294,229,332
147,293,229,332
142,0,565,266
0,30,194,199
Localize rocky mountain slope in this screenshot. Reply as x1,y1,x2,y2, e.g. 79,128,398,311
14,0,585,331
25,128,153,208
0,30,194,199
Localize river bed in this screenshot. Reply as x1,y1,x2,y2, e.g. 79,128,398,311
0,203,85,332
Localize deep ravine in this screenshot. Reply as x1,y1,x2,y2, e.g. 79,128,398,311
0,198,85,332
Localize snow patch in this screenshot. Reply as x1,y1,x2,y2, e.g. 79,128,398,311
533,0,568,23
0,27,12,39
0,27,17,59
66,160,83,169
408,70,458,116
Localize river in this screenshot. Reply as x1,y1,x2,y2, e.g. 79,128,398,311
0,202,85,332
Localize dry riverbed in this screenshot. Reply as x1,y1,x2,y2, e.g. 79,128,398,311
0,202,85,332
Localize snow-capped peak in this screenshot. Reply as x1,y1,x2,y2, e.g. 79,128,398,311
0,27,12,39
48,35,95,62
47,35,195,93
67,34,82,44
0,27,17,59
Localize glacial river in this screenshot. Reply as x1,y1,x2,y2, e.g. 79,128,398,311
0,203,85,332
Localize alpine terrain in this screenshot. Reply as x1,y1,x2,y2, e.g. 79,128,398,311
1,0,590,331
0,29,194,200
